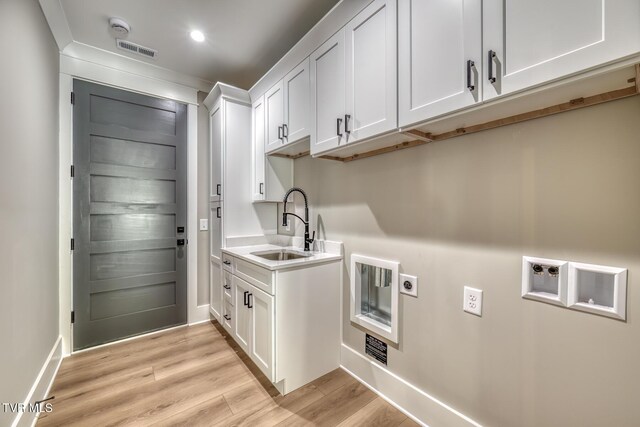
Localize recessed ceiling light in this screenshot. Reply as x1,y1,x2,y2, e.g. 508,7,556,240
190,30,205,42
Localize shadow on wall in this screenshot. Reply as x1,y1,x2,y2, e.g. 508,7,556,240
294,97,640,259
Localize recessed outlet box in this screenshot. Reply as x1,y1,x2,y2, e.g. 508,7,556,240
350,254,399,343
568,262,627,320
522,256,568,306
399,273,418,297
463,286,483,316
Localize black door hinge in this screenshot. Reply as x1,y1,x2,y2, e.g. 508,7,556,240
71,311,75,324
71,238,75,250
70,165,74,178
71,92,75,105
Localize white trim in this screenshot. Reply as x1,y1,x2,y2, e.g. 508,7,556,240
340,344,482,427
60,54,199,105
187,104,205,324
38,0,213,93
59,70,200,356
62,42,213,94
58,73,73,355
38,0,73,51
12,336,63,427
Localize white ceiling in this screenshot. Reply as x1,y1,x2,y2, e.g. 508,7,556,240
59,0,340,89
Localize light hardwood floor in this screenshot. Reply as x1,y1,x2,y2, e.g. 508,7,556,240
38,321,418,426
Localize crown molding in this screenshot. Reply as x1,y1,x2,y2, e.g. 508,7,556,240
39,0,73,51
39,0,214,94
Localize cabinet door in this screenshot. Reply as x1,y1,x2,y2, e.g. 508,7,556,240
233,276,252,354
310,29,346,156
283,58,310,145
250,286,274,380
252,96,266,202
209,104,223,202
209,260,222,321
398,0,481,127
209,201,222,263
209,201,223,320
345,0,397,142
483,0,640,100
265,80,285,153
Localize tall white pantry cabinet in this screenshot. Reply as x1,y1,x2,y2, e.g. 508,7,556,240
205,84,264,320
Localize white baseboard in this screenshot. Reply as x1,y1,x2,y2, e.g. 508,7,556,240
12,336,63,427
189,304,210,325
340,344,482,427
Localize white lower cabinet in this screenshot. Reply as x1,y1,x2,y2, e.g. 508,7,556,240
249,286,274,379
232,275,274,379
232,275,253,354
222,252,341,395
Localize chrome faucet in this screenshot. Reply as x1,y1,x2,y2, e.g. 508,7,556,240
282,187,315,251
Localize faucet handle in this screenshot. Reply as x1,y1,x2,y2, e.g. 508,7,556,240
307,231,316,244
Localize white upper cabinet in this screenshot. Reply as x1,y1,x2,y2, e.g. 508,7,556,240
252,95,293,203
209,102,223,202
310,29,346,155
264,59,311,155
483,0,640,100
398,0,481,127
252,96,266,201
345,0,397,142
265,80,285,153
311,0,397,156
283,58,311,145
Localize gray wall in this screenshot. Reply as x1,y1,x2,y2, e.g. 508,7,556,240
0,0,60,425
197,91,210,306
293,97,640,426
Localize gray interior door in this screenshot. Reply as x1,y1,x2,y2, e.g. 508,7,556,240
73,80,187,350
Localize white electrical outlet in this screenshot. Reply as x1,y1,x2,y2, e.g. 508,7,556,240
463,286,483,316
199,219,208,231
399,273,418,297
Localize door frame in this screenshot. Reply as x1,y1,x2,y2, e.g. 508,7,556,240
58,57,209,356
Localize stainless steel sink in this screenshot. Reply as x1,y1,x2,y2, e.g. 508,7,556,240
251,250,312,261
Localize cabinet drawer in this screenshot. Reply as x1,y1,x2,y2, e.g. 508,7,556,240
223,270,233,304
222,253,234,272
222,299,233,332
234,258,274,295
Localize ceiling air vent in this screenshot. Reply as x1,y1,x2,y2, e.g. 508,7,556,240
116,39,158,59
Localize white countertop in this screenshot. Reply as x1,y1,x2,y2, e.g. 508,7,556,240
222,244,343,271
